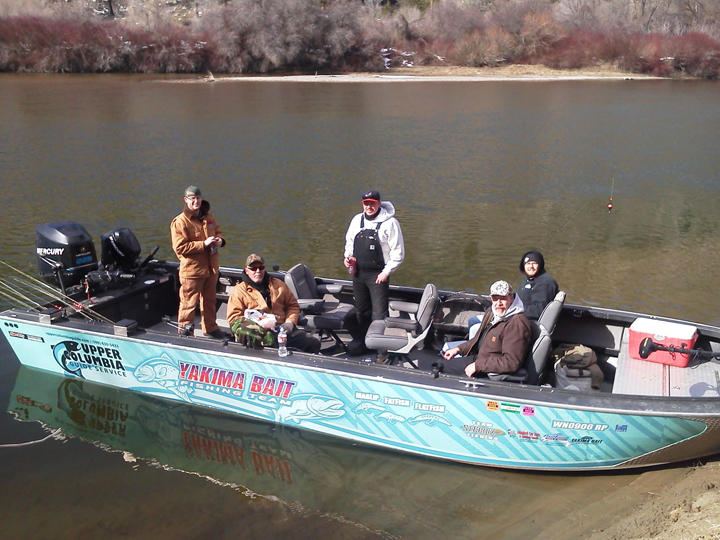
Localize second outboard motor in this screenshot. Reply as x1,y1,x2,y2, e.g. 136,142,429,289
36,222,98,287
100,228,142,272
83,228,144,292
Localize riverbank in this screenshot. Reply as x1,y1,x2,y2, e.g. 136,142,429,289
583,461,720,540
163,64,662,83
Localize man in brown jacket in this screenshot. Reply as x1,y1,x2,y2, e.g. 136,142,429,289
442,280,532,377
226,254,321,353
170,186,226,338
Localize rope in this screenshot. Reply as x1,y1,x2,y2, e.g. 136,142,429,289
0,428,62,448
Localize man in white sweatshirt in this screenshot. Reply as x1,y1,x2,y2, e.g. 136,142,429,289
343,190,405,343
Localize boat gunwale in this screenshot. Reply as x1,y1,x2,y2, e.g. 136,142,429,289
3,306,720,420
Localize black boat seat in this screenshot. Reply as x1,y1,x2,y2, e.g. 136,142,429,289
487,291,566,385
284,263,355,348
365,283,440,367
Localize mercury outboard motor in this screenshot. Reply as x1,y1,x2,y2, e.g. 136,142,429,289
36,222,98,288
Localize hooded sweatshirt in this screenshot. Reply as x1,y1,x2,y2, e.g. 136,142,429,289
456,294,532,374
517,250,559,321
344,201,405,276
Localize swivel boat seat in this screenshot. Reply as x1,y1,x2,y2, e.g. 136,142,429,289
486,291,566,385
284,263,356,351
364,283,440,368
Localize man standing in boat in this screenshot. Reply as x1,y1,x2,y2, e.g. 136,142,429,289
343,190,405,349
170,186,226,338
226,254,321,353
442,280,532,377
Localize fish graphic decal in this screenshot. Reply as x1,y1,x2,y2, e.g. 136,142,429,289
408,414,452,427
133,353,193,402
275,395,346,424
52,340,85,378
376,411,406,424
354,402,386,414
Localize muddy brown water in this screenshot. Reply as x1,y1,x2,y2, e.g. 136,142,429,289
1,74,719,539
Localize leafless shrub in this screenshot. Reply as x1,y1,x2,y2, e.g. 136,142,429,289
452,27,517,66
518,10,566,57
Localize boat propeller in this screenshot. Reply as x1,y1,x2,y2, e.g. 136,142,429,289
639,337,720,361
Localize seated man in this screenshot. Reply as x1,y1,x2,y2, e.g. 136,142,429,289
442,280,532,377
226,254,321,354
517,250,559,321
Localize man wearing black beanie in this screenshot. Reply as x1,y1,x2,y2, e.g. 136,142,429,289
517,250,559,321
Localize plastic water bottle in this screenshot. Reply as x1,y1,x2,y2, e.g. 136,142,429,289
278,326,289,357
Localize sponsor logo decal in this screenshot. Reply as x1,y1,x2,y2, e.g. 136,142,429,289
500,402,521,414
7,328,44,342
521,405,535,417
541,433,572,447
508,429,540,441
486,400,499,411
615,424,628,432
384,397,411,407
462,421,506,440
571,435,603,444
52,340,126,378
413,402,445,413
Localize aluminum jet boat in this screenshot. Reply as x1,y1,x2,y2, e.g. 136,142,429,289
2,222,720,471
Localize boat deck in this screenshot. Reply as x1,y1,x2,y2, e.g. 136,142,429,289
613,331,720,398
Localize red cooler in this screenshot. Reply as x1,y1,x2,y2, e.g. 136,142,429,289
628,318,698,367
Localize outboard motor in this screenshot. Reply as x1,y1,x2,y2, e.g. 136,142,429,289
84,228,143,291
36,222,98,288
100,228,142,272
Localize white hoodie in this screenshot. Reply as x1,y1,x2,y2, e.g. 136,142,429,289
344,201,405,276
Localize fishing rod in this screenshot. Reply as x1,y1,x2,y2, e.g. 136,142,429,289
0,261,113,323
639,337,720,362
0,279,46,311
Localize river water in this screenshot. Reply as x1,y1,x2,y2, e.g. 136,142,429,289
0,74,719,539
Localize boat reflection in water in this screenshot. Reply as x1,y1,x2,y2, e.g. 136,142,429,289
8,365,642,539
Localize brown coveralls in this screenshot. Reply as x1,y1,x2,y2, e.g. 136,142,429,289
170,207,223,333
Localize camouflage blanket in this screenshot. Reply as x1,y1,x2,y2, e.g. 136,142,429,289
230,317,277,349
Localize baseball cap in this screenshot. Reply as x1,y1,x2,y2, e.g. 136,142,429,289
362,190,381,202
184,186,202,198
489,280,512,296
246,254,265,267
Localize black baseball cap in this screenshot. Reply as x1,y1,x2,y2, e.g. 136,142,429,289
362,190,381,202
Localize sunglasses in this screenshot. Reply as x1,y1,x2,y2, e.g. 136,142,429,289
247,265,265,272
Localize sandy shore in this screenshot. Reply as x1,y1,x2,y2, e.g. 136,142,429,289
163,64,662,83
582,461,720,540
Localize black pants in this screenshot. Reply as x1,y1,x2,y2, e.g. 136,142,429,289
353,269,390,337
440,355,475,376
287,328,321,354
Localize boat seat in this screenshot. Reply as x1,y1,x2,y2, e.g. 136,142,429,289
486,291,565,385
284,263,356,350
365,283,440,368
538,291,565,334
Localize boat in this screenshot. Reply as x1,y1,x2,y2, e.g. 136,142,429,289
2,221,720,471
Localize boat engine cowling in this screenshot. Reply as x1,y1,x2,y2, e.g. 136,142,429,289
36,222,98,287
82,228,143,292
100,228,142,272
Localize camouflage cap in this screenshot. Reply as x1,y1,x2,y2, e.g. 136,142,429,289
489,280,512,296
245,253,265,267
